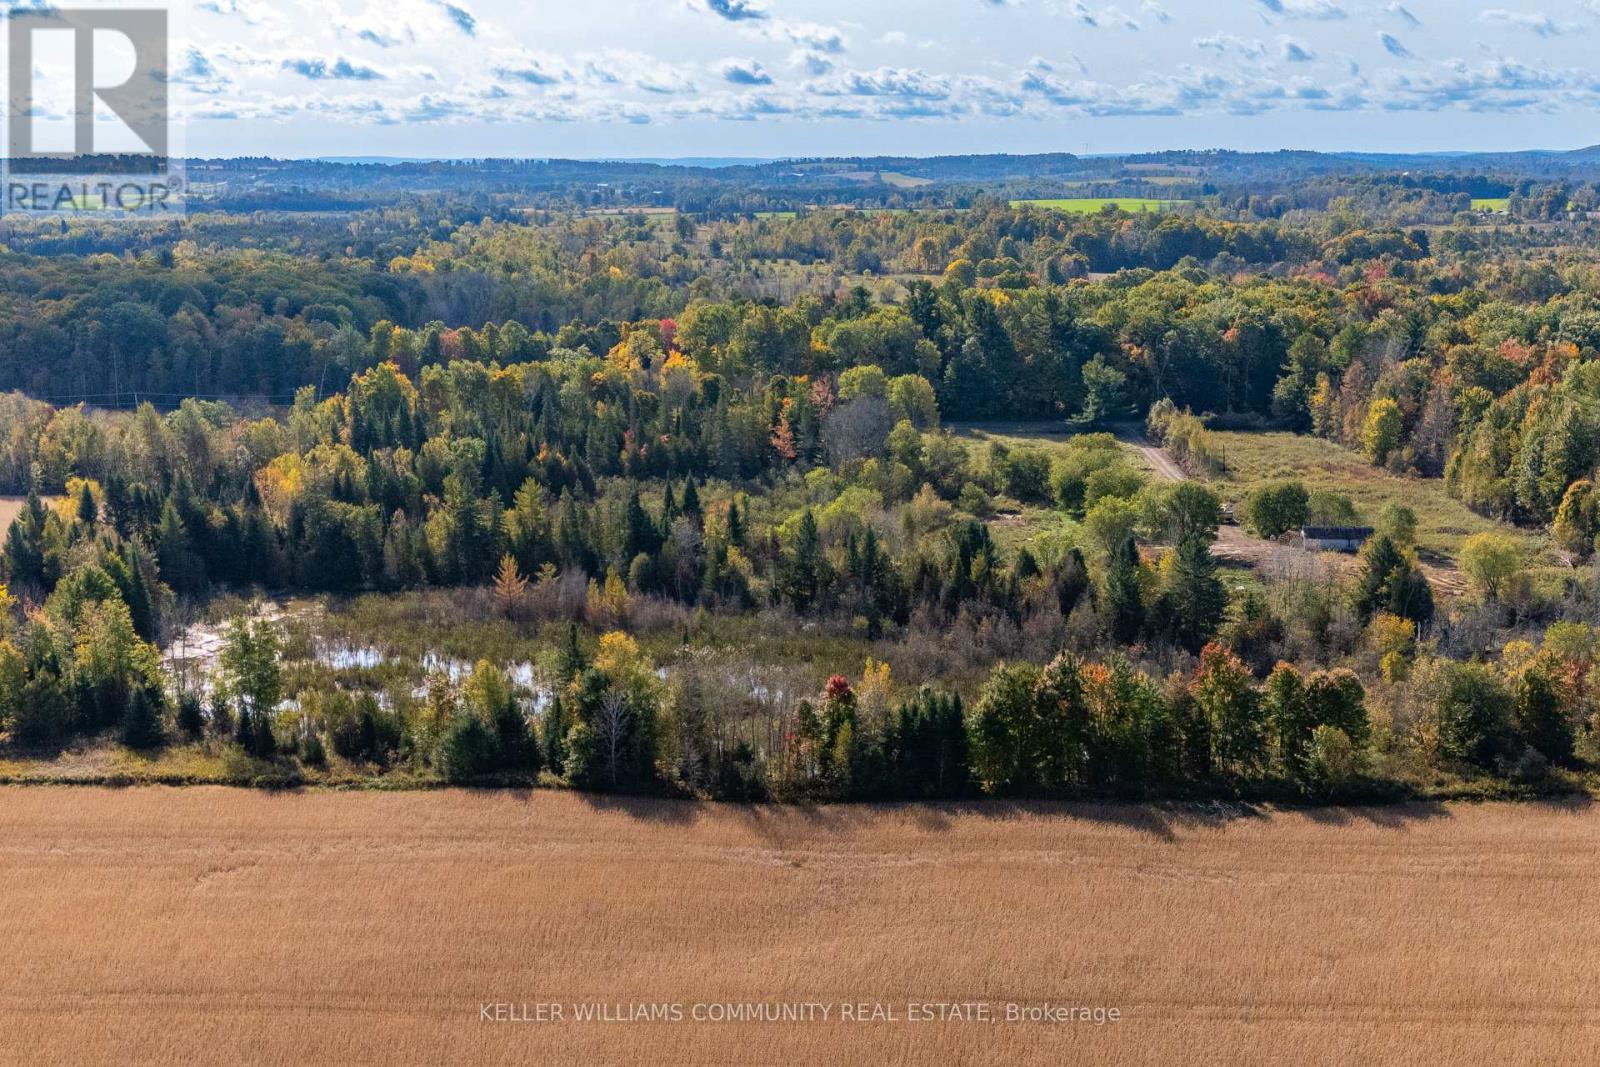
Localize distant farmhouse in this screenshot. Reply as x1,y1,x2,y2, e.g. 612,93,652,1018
1301,526,1374,552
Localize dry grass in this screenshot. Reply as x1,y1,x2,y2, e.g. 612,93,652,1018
1199,431,1543,562
3,787,1599,1065
0,496,26,537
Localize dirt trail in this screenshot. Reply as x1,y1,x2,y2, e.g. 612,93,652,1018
1116,428,1468,596
1124,432,1188,483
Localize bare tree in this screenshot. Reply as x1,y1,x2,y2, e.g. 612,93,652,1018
823,396,893,465
598,690,631,789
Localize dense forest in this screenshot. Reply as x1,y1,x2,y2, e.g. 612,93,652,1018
4,168,1600,801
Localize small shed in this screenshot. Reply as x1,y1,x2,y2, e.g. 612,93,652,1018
1301,526,1374,553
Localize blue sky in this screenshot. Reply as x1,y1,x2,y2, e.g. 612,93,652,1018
170,0,1600,157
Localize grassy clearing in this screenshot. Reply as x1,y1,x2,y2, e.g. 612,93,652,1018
0,496,24,536
4,787,1599,1065
1472,197,1510,212
949,421,1544,566
1194,430,1544,561
1012,197,1191,214
950,423,1083,553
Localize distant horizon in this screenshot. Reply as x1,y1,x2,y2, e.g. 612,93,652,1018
209,142,1600,166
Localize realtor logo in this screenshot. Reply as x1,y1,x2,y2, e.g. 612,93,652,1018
3,5,183,216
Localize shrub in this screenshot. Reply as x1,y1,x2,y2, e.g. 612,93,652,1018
1459,533,1523,601
957,483,992,518
1308,725,1359,787
1241,480,1309,539
1375,503,1417,548
1508,745,1550,786
437,713,497,782
1002,448,1053,503
1306,489,1360,527
1433,661,1511,768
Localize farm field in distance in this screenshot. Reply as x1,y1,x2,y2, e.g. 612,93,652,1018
3,787,1597,1067
1011,197,1191,213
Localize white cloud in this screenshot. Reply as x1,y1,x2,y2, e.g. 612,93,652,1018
1378,32,1412,58
1478,10,1571,38
720,58,774,85
1257,0,1345,20
164,0,1600,150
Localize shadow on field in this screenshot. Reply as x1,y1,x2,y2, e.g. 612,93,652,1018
563,788,1514,844
1300,792,1592,830
564,790,707,826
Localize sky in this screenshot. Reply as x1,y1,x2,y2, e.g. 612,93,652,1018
148,0,1600,157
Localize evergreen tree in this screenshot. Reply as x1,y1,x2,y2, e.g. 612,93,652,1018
120,688,163,750
176,691,205,739
555,622,588,683
779,509,830,613
76,482,97,526
1105,534,1145,644
1159,534,1227,653
438,713,496,782
1352,534,1404,619
542,694,569,776
235,706,256,754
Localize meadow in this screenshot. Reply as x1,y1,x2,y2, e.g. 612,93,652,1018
1471,198,1511,212
1011,197,1191,213
1193,430,1545,562
0,497,24,537
2,787,1596,1066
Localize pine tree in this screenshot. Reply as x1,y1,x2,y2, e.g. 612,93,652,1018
622,487,659,559
4,493,44,588
1160,535,1227,653
176,691,205,739
1353,534,1404,619
235,707,256,754
76,482,97,526
1105,534,1144,645
495,699,541,776
555,622,588,683
660,482,678,532
253,707,277,758
122,543,155,642
542,694,569,775
780,509,829,613
121,688,163,750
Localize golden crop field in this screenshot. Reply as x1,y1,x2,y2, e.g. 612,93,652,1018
3,787,1598,1066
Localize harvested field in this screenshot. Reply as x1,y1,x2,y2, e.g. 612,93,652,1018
2,788,1598,1065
